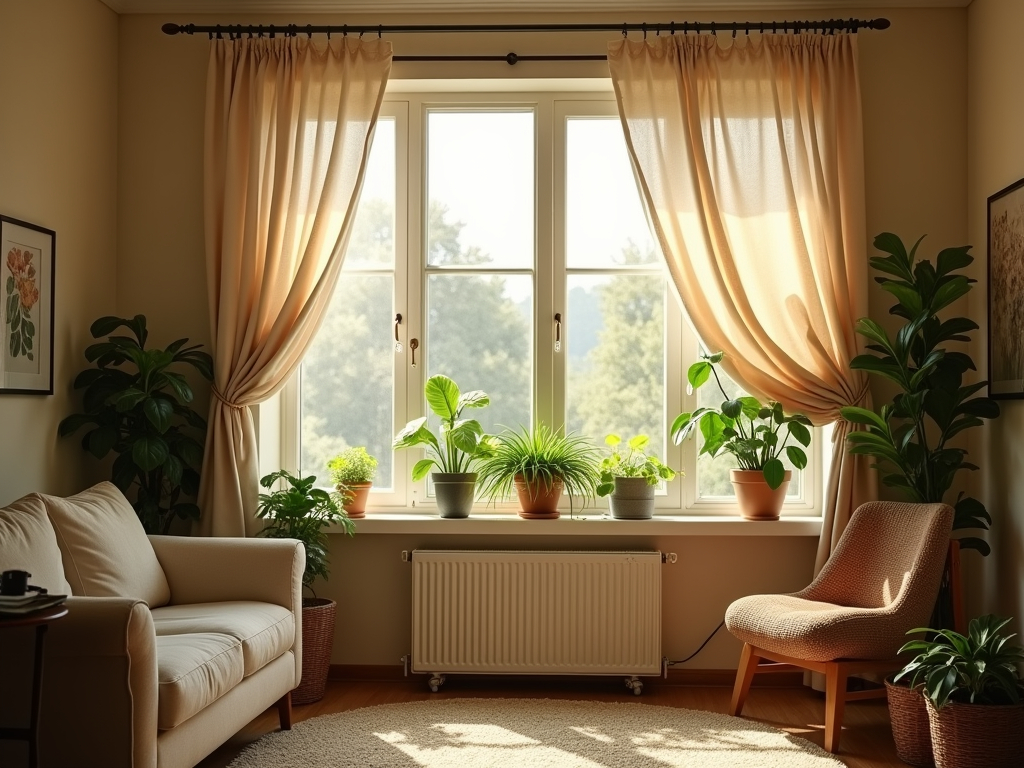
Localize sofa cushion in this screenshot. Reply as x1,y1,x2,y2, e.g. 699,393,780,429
156,632,244,729
0,493,72,595
42,482,170,607
151,601,295,677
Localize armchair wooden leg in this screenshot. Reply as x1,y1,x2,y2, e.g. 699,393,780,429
729,643,761,717
823,662,848,754
276,692,293,731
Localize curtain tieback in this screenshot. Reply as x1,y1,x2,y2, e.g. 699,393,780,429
211,386,246,410
843,378,871,413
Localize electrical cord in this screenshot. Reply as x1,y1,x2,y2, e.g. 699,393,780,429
665,620,726,667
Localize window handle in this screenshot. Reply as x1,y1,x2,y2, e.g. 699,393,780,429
410,338,419,368
394,313,403,352
554,312,562,353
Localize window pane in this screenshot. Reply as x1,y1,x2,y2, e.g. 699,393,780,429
696,367,802,498
566,118,658,268
566,274,666,455
301,275,395,489
343,118,396,269
427,111,534,268
426,274,532,437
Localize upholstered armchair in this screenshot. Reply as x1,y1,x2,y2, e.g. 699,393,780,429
724,501,954,753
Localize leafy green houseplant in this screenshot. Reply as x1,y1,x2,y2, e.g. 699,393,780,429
840,234,1000,556
596,434,676,520
895,615,1024,767
58,315,213,534
327,446,378,518
255,469,353,704
897,615,1024,708
477,423,601,519
671,352,811,519
255,470,353,591
393,374,496,518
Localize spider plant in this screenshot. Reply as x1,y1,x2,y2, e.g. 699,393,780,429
477,423,601,508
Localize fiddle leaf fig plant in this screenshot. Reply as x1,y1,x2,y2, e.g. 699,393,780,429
393,374,498,480
840,233,1000,555
58,315,213,534
671,352,812,490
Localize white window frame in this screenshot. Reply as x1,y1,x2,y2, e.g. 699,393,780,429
277,83,825,517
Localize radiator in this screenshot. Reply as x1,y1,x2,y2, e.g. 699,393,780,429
410,550,662,689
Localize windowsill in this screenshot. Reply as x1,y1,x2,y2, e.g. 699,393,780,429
336,513,823,537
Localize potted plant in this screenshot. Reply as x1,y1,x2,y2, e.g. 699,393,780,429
393,374,496,519
327,446,378,519
895,614,1024,768
57,314,213,534
477,423,601,519
671,352,812,520
255,470,354,705
840,233,999,558
596,434,676,520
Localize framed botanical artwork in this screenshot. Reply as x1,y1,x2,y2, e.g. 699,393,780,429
1,215,55,395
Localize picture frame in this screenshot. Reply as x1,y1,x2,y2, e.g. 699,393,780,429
1,215,55,395
988,177,1024,399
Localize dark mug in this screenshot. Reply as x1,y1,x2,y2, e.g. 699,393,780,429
1,569,32,596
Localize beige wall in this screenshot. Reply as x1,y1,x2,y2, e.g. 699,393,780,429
968,0,1024,630
0,0,119,506
111,5,972,668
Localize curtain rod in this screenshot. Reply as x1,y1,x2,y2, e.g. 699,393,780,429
162,19,889,64
161,18,890,38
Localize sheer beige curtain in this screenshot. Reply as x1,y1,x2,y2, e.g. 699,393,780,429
608,33,876,571
197,37,392,536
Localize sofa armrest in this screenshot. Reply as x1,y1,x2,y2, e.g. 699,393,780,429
149,536,305,688
43,597,158,768
148,535,304,610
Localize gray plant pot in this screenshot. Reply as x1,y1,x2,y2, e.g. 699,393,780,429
609,476,656,520
432,472,477,519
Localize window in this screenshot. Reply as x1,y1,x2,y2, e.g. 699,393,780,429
287,86,823,515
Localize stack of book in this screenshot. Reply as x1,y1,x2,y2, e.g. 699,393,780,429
0,593,68,616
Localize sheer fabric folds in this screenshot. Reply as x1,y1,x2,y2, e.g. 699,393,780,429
198,37,391,536
608,34,876,570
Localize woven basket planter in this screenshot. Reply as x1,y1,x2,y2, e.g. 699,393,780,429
885,675,933,767
926,697,1024,768
293,597,337,705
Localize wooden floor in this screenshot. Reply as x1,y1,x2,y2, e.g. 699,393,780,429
196,677,906,768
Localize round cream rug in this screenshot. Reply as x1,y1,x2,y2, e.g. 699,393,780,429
228,698,845,767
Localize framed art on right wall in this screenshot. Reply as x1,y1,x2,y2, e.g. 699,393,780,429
988,177,1024,399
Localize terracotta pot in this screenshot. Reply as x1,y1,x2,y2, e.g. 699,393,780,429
338,482,372,518
514,474,563,519
608,476,655,520
294,597,336,705
926,697,1024,768
432,472,477,519
730,469,791,520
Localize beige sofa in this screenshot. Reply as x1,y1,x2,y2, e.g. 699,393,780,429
0,482,304,768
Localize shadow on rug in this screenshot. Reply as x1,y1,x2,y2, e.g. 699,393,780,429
228,698,844,767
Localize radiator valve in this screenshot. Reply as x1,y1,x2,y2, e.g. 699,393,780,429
662,552,678,564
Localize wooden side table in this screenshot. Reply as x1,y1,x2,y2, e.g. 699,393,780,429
0,605,68,768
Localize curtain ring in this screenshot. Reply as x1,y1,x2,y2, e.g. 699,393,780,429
343,25,348,37
622,23,627,38
378,24,382,39
711,22,716,35
306,24,312,38
732,24,737,39
642,23,647,40
670,21,675,35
